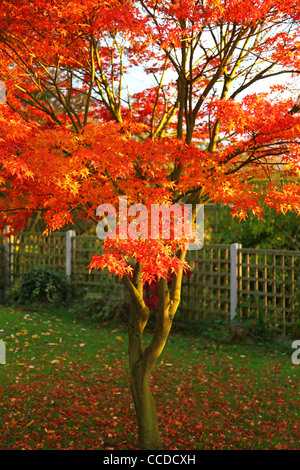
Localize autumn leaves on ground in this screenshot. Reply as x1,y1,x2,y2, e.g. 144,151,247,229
0,305,298,450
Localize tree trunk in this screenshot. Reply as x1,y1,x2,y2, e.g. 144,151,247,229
130,360,161,450
127,294,161,450
124,255,186,450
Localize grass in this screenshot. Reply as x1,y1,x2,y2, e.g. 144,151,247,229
0,303,299,450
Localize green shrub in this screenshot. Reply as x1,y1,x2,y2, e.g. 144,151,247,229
7,267,70,305
69,283,130,323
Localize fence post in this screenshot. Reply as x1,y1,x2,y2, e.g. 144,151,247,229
66,230,76,283
230,242,242,321
4,226,10,297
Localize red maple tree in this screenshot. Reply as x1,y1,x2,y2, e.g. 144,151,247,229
1,0,300,449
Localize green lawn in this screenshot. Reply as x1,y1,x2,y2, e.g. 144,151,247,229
0,305,299,450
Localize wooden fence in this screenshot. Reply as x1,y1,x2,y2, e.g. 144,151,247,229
1,230,300,334
0,230,117,295
181,244,300,334
0,233,5,300
181,244,232,320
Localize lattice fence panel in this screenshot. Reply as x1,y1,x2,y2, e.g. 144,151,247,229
71,236,122,291
238,248,300,334
5,231,66,286
180,244,231,321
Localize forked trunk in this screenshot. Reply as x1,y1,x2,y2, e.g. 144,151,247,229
124,256,186,450
127,296,161,450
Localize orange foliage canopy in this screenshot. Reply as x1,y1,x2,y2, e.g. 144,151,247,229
1,0,300,282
